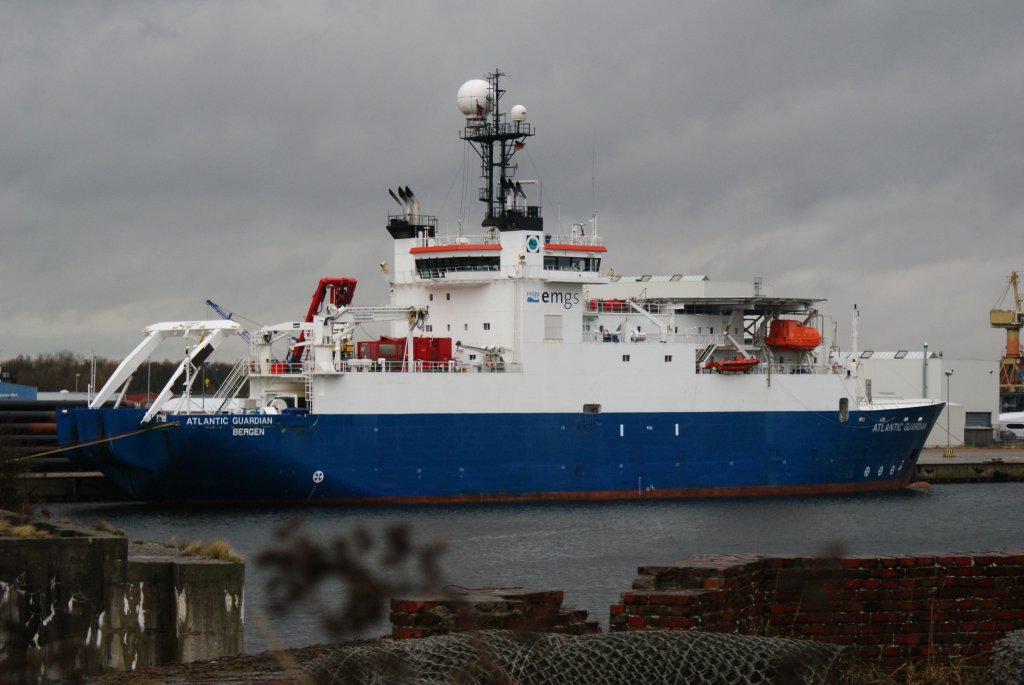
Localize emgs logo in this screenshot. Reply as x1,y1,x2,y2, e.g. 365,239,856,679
526,290,580,310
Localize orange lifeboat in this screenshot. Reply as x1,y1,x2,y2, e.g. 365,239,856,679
705,356,760,373
765,319,822,352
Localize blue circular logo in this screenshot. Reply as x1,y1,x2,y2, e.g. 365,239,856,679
526,236,540,253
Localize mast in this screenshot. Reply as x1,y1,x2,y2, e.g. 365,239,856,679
458,69,542,231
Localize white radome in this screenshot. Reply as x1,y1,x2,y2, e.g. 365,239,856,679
457,79,491,117
510,105,527,122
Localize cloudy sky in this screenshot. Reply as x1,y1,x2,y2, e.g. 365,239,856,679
2,1,1021,363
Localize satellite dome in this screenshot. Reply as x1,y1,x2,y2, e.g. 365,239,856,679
457,79,491,117
510,105,527,122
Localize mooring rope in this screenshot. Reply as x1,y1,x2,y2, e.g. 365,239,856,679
7,420,180,463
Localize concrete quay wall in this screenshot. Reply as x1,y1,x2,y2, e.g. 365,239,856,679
0,514,242,682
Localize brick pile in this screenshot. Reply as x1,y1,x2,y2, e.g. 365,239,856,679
610,551,1024,667
391,587,599,639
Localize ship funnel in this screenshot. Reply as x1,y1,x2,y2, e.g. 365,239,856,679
405,186,420,224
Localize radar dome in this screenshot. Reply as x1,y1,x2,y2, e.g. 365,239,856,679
457,79,491,117
510,105,527,122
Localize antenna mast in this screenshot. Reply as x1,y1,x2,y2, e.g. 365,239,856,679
459,69,542,232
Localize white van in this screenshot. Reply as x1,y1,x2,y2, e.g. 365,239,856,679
999,412,1024,441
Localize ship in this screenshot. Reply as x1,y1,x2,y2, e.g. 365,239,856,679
57,70,944,504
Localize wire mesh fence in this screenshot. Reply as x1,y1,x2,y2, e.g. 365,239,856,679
306,629,846,685
991,629,1024,685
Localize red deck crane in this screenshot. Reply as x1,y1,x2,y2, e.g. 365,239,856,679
287,278,358,364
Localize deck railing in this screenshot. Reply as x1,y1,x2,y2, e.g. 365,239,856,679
249,359,521,375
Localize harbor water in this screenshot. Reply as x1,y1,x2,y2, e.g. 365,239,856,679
52,482,1024,653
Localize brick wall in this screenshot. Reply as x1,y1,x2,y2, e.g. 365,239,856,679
391,587,599,639
609,552,1024,667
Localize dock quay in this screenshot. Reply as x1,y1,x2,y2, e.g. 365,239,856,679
916,446,1024,483
1,399,127,501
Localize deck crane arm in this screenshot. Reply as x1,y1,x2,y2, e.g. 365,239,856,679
205,300,255,347
287,279,358,363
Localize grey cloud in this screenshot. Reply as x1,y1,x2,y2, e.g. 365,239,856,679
1,0,1021,363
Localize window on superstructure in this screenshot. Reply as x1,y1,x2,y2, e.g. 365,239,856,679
483,323,491,331
664,355,672,362
839,398,849,423
622,355,631,362
425,325,433,332
415,256,500,278
544,315,563,341
543,256,601,272
429,294,434,301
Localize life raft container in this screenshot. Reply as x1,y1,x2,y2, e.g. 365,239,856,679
705,356,760,373
765,319,822,352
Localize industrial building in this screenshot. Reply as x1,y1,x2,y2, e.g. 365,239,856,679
855,350,998,448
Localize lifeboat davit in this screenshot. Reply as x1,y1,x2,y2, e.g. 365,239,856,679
765,319,822,352
705,356,760,373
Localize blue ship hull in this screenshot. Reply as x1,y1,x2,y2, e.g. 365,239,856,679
57,403,943,504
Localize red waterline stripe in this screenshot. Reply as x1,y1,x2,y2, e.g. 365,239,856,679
155,478,920,507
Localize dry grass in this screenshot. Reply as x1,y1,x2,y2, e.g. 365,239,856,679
180,541,204,556
91,520,125,536
2,522,49,539
178,539,243,563
839,660,989,684
202,539,242,562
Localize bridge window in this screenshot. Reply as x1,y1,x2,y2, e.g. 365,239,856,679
416,256,500,278
543,256,601,272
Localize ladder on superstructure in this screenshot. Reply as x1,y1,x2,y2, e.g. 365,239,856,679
303,365,314,414
214,357,250,412
696,344,717,365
